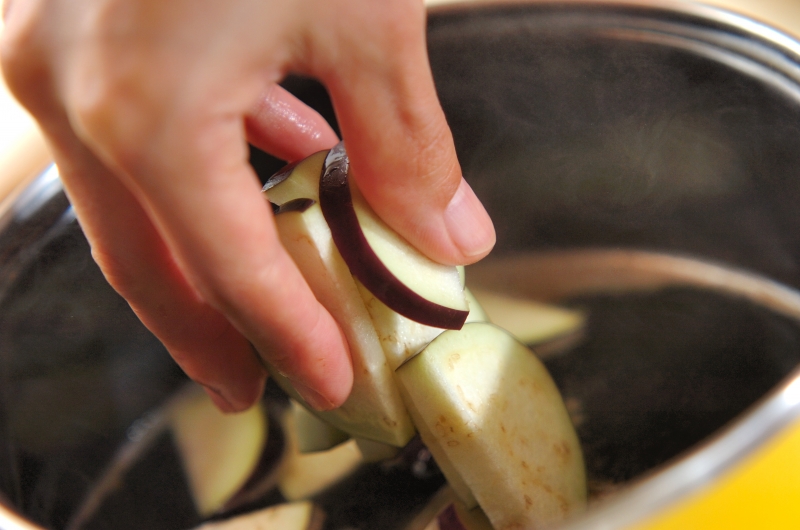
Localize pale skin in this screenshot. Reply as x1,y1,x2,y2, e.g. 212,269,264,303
0,0,495,412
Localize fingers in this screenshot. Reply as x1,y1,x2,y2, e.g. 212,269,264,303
74,93,353,409
246,84,339,162
305,0,495,266
3,0,354,413
48,137,268,412
2,0,14,21
2,0,492,423
46,1,352,410
51,109,352,411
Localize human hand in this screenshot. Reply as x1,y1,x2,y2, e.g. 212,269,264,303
1,0,495,412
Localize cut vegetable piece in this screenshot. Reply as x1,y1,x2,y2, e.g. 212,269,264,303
438,502,494,530
278,409,363,501
264,154,415,447
360,285,490,373
451,502,494,530
354,436,400,463
194,501,324,530
398,386,477,509
396,323,586,530
319,142,468,329
350,183,468,320
290,400,349,454
403,487,492,530
464,288,489,324
402,486,458,530
357,281,451,371
279,439,362,501
168,386,270,516
263,151,325,202
469,287,585,346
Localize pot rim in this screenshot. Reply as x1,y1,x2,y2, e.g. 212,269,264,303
427,2,800,528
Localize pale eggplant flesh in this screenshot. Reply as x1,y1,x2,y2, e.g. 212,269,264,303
318,142,469,330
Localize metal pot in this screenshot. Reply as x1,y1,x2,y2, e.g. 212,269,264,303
2,1,800,528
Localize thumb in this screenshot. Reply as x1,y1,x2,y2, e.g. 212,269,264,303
316,3,495,266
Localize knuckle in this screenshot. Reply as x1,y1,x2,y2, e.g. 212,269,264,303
90,244,140,299
67,69,156,169
0,5,46,100
192,251,281,320
410,118,462,198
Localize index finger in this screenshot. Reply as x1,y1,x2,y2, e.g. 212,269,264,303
74,96,353,411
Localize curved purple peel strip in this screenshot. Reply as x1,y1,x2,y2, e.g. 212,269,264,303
319,142,468,330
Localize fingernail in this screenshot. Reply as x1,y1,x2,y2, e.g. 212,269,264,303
291,379,336,411
443,179,496,260
200,384,238,413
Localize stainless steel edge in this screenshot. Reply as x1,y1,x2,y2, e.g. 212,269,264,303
561,369,800,529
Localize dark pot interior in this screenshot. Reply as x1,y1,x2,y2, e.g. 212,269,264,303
3,2,800,529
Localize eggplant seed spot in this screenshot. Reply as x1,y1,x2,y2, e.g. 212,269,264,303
380,333,399,345
448,353,461,370
456,384,476,413
553,440,572,463
434,422,447,438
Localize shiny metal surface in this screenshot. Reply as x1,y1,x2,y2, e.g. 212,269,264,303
4,1,800,529
468,249,800,529
565,366,800,530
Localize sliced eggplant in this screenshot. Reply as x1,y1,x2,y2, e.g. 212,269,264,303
278,408,364,501
194,501,324,530
264,153,415,447
468,288,585,348
168,386,271,516
438,502,494,530
464,288,489,324
396,323,586,529
263,148,587,529
318,142,469,330
354,436,401,463
290,399,350,454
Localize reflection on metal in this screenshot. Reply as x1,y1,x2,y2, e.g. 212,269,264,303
564,366,800,530
11,165,62,223
470,250,800,529
0,164,74,303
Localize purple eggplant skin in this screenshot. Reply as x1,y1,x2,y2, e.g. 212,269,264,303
318,143,468,330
